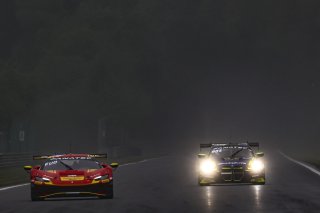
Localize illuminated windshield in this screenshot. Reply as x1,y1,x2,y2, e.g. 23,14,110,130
42,159,102,171
211,146,253,159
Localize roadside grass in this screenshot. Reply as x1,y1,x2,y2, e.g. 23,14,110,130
0,152,167,188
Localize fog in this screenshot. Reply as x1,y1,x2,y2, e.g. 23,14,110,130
0,0,319,159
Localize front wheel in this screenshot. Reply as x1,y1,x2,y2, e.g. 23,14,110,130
31,190,43,201
99,187,113,199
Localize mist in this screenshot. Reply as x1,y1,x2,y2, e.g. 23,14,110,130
0,0,319,160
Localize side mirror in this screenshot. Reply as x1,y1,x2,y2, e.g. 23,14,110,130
198,154,206,159
24,165,32,173
255,152,264,158
110,162,119,169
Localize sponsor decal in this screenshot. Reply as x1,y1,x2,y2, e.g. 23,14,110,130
60,176,85,181
45,161,58,167
52,157,92,160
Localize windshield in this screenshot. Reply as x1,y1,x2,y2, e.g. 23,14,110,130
211,146,253,159
42,159,102,171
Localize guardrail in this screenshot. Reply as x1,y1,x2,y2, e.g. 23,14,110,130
0,153,33,168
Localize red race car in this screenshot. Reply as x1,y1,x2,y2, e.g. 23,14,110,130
24,154,118,201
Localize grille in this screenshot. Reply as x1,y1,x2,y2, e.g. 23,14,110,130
221,166,244,181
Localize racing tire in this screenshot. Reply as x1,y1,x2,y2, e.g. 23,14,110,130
99,188,114,199
31,191,43,201
30,184,44,201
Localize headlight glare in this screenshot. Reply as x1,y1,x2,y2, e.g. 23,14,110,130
249,159,265,173
199,159,216,175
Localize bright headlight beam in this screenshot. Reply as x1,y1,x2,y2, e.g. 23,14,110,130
250,159,265,173
200,160,216,175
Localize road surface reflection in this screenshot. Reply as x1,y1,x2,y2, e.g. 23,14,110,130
203,184,264,211
253,185,262,210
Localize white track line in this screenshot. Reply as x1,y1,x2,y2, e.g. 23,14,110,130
279,151,320,176
0,183,29,191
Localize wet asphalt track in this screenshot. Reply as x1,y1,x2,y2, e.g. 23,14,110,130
0,151,319,213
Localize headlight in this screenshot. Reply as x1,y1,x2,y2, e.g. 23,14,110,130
35,176,51,182
94,174,109,180
199,159,217,175
249,159,265,173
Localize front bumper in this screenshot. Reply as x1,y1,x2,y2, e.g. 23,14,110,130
31,181,113,198
199,170,265,184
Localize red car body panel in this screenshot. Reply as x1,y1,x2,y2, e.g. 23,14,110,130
29,154,114,199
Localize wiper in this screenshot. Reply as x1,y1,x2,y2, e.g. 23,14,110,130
58,160,74,170
230,149,243,158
